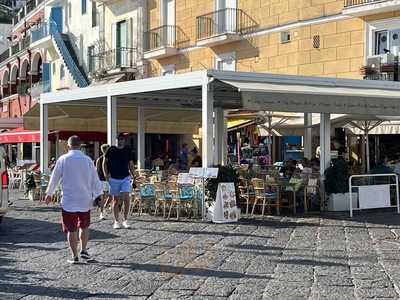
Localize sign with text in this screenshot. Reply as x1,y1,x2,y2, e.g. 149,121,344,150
212,182,239,223
189,167,219,179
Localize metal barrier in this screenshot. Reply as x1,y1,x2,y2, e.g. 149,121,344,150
349,173,400,217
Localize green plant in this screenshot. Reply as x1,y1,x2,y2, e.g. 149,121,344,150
324,158,350,195
205,165,240,205
25,172,36,193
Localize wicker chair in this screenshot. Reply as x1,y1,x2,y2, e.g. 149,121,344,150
238,177,252,215
154,182,170,217
251,178,279,217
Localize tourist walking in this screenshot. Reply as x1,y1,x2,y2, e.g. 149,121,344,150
95,144,111,220
103,134,135,229
45,136,103,264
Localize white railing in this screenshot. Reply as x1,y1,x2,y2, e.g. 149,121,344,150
349,173,400,217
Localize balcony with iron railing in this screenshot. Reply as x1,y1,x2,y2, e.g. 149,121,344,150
343,0,400,16
89,47,137,77
144,25,189,59
196,8,257,47
360,60,399,81
12,0,45,26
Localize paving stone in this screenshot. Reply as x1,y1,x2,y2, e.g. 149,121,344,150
3,194,400,299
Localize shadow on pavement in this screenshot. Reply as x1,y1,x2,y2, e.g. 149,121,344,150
143,227,272,239
0,283,128,299
0,217,119,245
98,261,271,280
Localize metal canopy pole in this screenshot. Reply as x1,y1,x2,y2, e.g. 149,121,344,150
201,79,214,221
214,107,224,165
107,95,117,146
40,102,49,174
304,113,312,159
137,106,145,169
202,80,213,168
320,113,331,210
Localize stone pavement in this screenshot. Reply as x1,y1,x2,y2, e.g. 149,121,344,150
2,195,400,299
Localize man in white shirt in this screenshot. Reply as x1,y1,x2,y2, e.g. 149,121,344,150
45,136,103,264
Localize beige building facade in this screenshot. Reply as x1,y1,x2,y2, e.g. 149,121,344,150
144,0,400,82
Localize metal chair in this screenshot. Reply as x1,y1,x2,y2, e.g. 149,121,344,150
304,176,319,212
251,178,267,216
167,182,196,219
154,182,170,217
238,177,252,215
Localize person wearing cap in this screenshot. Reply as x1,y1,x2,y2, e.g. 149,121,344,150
103,134,135,229
45,136,103,264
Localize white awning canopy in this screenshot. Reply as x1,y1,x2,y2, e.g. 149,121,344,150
41,70,400,116
221,77,400,115
38,70,400,176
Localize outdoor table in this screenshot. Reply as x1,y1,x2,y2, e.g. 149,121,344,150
277,180,297,215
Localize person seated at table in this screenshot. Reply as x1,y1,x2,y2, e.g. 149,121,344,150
168,160,179,175
190,148,202,167
281,159,296,178
163,154,172,170
288,168,305,210
152,155,164,170
301,159,313,179
310,157,320,173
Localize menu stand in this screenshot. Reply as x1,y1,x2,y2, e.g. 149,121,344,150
189,167,219,221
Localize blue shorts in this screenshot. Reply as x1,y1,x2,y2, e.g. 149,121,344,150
108,176,131,197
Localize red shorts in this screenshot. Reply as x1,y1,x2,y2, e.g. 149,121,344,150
61,209,90,233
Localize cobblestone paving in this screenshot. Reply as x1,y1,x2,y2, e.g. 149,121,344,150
2,196,400,299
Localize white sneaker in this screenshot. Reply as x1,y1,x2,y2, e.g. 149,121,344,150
113,221,121,229
99,213,105,220
122,220,130,229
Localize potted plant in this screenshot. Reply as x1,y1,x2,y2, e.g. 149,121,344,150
25,172,37,201
324,158,357,211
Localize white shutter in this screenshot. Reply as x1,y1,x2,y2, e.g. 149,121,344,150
127,18,133,48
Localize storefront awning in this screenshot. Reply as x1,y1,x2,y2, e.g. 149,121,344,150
0,128,40,144
0,128,108,144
